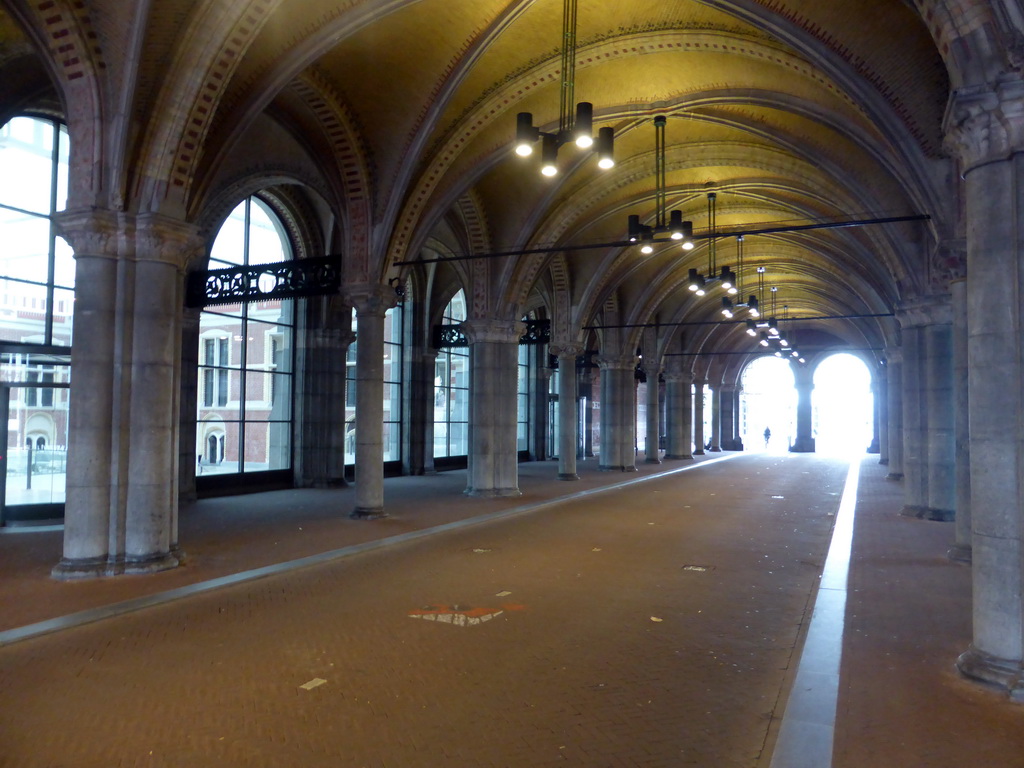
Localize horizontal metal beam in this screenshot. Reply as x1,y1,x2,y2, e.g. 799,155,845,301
583,312,895,330
394,214,930,266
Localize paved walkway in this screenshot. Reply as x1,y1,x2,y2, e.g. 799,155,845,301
0,453,1022,766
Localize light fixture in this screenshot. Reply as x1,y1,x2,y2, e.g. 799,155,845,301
745,319,758,337
759,332,770,347
514,0,613,175
721,297,734,318
624,116,692,253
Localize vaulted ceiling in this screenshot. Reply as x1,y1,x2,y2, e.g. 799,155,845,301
0,0,965,366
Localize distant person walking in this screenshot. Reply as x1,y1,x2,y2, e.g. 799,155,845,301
763,427,771,448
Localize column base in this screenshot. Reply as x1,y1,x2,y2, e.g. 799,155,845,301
51,552,179,580
886,472,904,481
947,544,972,564
464,487,522,498
878,458,889,466
709,447,722,452
557,472,580,481
350,507,388,519
901,505,955,522
664,454,693,461
693,449,705,456
957,645,1024,699
644,458,662,464
789,439,816,453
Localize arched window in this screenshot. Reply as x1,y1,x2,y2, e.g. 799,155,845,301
433,290,468,459
196,196,294,475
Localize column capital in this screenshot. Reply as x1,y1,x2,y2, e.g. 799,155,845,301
663,370,692,384
53,208,121,258
460,318,523,345
595,353,637,371
344,282,398,316
944,77,1024,172
897,295,952,328
549,342,584,359
885,346,904,365
135,213,205,269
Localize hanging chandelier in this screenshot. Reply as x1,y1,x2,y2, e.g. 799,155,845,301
514,0,614,176
625,116,695,253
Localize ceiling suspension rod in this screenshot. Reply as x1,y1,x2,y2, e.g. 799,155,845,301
393,214,929,266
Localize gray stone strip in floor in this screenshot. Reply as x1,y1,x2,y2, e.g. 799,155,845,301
0,453,742,648
768,456,861,768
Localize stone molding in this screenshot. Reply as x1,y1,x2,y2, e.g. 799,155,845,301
344,283,398,317
53,208,121,258
944,77,1024,172
460,318,524,345
663,370,692,384
549,343,584,359
896,295,952,328
595,353,637,371
135,214,205,269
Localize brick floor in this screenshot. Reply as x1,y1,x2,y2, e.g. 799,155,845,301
2,454,1024,766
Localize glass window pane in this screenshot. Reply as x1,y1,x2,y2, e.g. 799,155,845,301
0,208,50,282
449,422,468,456
55,125,69,212
6,385,68,506
433,421,449,457
517,422,528,451
54,234,74,290
242,421,291,471
243,319,292,373
0,117,55,215
451,387,468,422
0,280,48,344
197,420,238,474
51,287,74,346
209,202,246,265
244,371,292,419
248,198,291,264
383,421,400,462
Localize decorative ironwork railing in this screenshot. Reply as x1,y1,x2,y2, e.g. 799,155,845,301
186,255,341,308
432,319,550,349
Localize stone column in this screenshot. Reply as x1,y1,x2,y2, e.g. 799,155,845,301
867,381,881,454
790,365,815,452
731,387,745,450
463,319,522,497
900,322,927,514
876,366,889,465
925,318,955,520
347,285,397,517
693,379,706,455
886,348,904,480
946,81,1024,694
720,385,736,450
950,278,972,562
298,297,354,487
643,365,661,464
551,344,583,480
898,300,955,520
581,367,596,458
409,349,438,475
179,308,201,505
709,386,722,451
664,368,693,460
598,354,636,471
53,212,198,578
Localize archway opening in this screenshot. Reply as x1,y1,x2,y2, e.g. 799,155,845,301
813,353,874,456
739,356,796,452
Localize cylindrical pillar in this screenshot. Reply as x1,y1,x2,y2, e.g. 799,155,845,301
664,370,693,460
349,287,395,517
463,320,522,497
552,345,582,479
790,365,815,453
947,84,1024,696
598,354,636,471
876,366,889,465
692,379,706,455
710,386,722,451
720,385,736,450
900,323,926,514
924,320,955,520
950,279,971,562
644,366,661,463
886,348,904,480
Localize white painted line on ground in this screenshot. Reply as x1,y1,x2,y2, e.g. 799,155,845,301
769,457,860,768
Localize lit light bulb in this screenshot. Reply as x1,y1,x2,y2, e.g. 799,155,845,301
640,244,654,255
576,134,593,149
515,143,533,157
597,157,614,169
681,241,694,251
541,164,558,177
